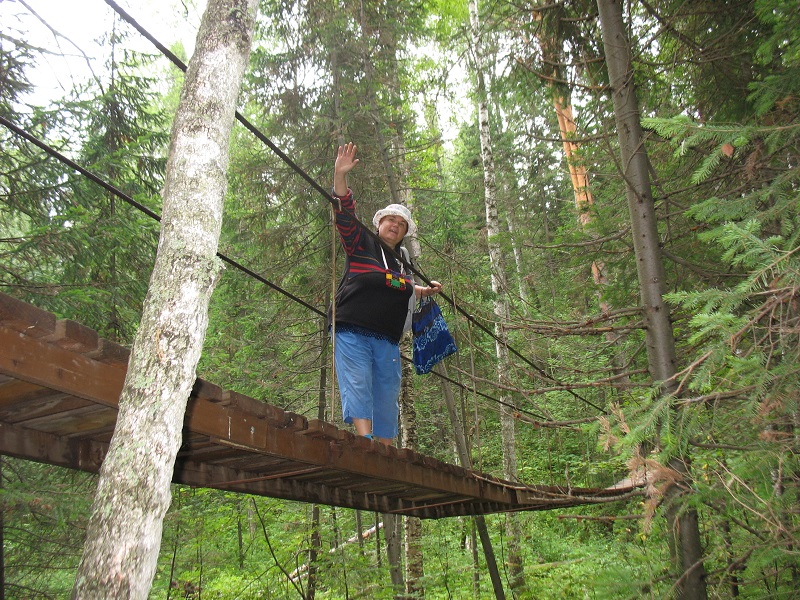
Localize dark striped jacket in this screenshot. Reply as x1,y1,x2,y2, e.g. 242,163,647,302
331,189,414,343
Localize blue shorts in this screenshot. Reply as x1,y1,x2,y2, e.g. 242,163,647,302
334,329,401,439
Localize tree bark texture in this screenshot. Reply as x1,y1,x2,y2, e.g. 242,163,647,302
399,338,425,598
594,0,677,384
384,512,404,590
308,303,330,599
71,1,258,598
542,30,625,372
468,0,524,592
595,1,708,599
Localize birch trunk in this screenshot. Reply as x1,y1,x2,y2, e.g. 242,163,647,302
71,2,257,597
595,1,707,598
468,0,524,592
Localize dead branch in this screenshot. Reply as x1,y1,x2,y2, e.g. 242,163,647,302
289,523,384,582
674,386,757,406
557,514,643,522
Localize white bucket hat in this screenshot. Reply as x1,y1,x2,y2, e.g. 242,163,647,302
372,203,417,236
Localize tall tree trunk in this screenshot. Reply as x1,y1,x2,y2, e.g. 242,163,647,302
384,512,404,593
595,1,707,598
399,345,424,598
308,296,331,600
435,361,505,600
355,511,367,556
554,66,628,378
467,0,524,592
552,92,610,291
237,499,245,569
389,49,424,600
71,2,258,597
424,78,504,600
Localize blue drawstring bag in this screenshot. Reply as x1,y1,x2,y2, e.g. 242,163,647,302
412,297,457,375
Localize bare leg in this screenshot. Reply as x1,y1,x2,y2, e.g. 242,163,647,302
352,418,372,436
352,418,393,446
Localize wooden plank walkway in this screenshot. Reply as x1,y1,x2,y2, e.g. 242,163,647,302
0,292,636,518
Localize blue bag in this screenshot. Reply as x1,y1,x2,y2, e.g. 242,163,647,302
411,297,457,375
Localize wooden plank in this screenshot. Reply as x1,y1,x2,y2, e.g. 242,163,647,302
0,421,105,472
184,395,523,505
172,458,424,516
2,392,96,428
0,379,57,409
85,338,130,364
43,318,100,353
0,294,56,337
44,405,117,438
0,323,518,506
0,326,126,409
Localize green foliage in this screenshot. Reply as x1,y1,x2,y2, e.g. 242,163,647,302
1,29,168,342
2,459,95,598
632,113,799,594
4,0,800,598
749,0,800,116
0,19,34,115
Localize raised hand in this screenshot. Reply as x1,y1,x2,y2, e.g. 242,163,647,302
334,142,359,196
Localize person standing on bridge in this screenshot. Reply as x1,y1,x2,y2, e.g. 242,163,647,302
331,142,442,446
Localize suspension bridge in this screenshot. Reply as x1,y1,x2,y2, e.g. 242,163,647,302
0,292,637,518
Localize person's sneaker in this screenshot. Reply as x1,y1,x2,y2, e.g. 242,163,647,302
364,433,375,440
